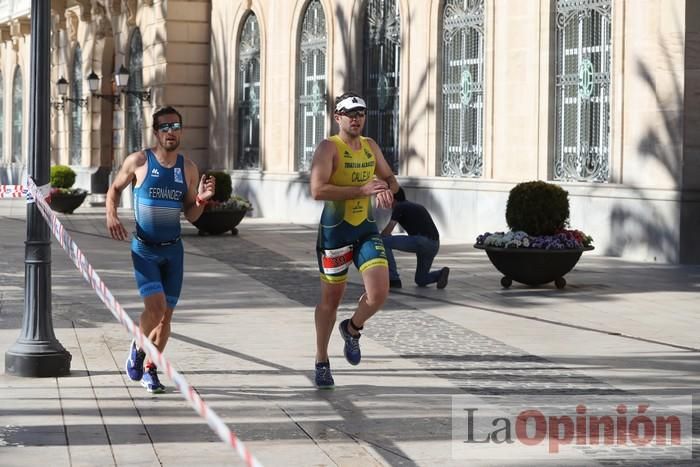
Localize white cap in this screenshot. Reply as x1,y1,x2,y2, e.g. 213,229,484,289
335,96,367,113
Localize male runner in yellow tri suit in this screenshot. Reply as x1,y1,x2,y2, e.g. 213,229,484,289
310,92,400,388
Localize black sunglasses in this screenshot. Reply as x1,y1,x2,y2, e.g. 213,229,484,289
156,122,182,133
339,110,366,119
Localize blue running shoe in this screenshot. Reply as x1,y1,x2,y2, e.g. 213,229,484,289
338,319,362,366
315,361,335,389
141,365,165,393
125,340,146,381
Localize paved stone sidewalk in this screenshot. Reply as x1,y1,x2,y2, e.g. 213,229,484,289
0,203,698,466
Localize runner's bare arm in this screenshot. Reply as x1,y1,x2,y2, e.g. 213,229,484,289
367,138,399,209
182,159,215,223
106,151,146,240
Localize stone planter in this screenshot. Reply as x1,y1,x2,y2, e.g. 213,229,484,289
192,208,247,236
48,189,88,214
474,244,594,289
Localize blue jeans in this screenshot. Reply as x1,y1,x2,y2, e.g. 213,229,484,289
382,234,441,286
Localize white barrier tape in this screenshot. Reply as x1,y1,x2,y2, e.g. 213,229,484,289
7,180,263,467
31,182,52,203
0,185,27,199
0,183,51,202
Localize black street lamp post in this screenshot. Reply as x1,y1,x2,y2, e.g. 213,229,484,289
5,0,72,377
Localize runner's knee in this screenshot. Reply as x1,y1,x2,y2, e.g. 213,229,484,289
362,288,388,309
144,296,168,319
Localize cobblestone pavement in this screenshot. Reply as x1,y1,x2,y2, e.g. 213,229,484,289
0,208,698,466
191,227,699,465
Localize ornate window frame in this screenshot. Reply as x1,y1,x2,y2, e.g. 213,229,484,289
236,12,261,170
553,0,612,182
125,28,144,154
439,0,485,178
295,0,327,173
362,0,402,174
11,66,22,164
69,44,83,166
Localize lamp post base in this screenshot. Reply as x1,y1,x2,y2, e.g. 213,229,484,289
5,342,71,377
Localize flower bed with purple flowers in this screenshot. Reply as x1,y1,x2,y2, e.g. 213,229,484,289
475,229,593,250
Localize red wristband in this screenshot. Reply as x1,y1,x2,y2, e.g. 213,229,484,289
196,195,205,206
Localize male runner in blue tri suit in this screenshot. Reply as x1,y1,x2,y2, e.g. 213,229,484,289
310,92,400,388
106,106,215,393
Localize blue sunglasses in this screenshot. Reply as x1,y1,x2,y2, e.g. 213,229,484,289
157,122,182,133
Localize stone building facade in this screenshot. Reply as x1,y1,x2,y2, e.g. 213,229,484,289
0,0,211,207
1,0,699,263
210,0,700,264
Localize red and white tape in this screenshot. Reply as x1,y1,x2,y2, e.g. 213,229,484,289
0,185,27,198
1,181,264,467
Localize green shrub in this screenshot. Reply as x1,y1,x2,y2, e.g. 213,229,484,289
505,181,570,236
206,171,232,202
50,165,76,189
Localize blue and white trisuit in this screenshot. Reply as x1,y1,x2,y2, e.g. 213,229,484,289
131,148,187,308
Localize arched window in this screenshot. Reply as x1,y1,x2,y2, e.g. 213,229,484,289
440,0,484,178
126,29,144,154
295,0,327,172
70,45,83,166
11,66,23,164
237,13,261,170
363,0,401,173
554,0,612,182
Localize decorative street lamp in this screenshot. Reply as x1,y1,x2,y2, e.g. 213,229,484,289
87,65,151,104
86,70,120,105
51,76,88,110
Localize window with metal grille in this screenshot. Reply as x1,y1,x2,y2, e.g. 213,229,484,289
126,29,144,154
363,0,401,173
11,66,22,164
236,13,261,170
440,0,484,178
554,0,611,182
295,0,327,172
69,45,83,166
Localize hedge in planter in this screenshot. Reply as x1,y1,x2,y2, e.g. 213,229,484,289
48,165,88,214
475,180,593,289
505,180,569,236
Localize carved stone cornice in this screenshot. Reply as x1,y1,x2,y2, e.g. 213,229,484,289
126,0,137,26
10,18,30,50
0,25,10,43
51,9,66,31
10,18,30,38
74,0,92,21
65,9,79,43
51,0,67,16
109,0,121,16
124,0,151,25
92,1,112,39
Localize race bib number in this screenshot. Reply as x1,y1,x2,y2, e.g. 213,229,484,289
321,245,353,274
